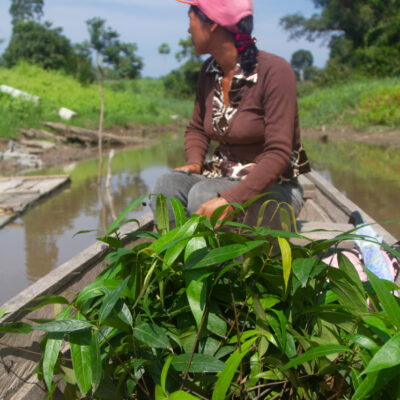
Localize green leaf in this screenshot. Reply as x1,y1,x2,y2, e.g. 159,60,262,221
33,320,93,333
133,323,171,349
184,241,265,270
292,258,317,287
105,195,145,235
28,295,69,310
210,204,231,227
97,236,124,249
169,197,188,227
212,337,257,400
99,276,129,323
184,237,207,262
362,331,400,375
161,355,173,393
283,345,351,369
362,314,391,335
184,269,208,328
0,322,32,334
164,238,189,270
90,333,102,392
70,330,93,395
363,266,400,329
150,215,202,254
116,301,133,326
169,391,201,400
347,334,379,354
156,193,170,234
338,253,365,295
352,366,399,400
327,268,368,313
278,237,292,292
207,312,227,338
155,385,167,400
43,332,63,390
171,353,225,373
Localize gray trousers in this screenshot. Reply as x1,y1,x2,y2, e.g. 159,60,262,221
150,171,303,229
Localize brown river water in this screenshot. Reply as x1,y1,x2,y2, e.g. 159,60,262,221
0,141,399,305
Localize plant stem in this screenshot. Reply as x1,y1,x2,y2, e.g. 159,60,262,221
180,305,209,390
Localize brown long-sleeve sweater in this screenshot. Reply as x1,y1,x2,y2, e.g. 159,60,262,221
185,51,309,205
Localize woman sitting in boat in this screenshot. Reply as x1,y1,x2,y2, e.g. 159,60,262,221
151,0,310,228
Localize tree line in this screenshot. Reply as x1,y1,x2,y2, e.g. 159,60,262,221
1,0,143,84
1,0,399,93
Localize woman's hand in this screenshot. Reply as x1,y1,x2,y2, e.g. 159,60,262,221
195,197,234,221
174,164,202,174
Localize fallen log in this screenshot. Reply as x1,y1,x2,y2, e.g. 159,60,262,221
21,128,64,143
42,122,140,146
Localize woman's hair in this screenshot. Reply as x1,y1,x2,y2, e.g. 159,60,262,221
190,6,258,75
235,16,258,75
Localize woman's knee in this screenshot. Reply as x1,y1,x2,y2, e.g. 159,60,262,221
187,180,219,214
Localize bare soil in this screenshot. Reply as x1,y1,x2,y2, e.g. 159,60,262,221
0,123,399,176
0,122,186,176
301,128,400,149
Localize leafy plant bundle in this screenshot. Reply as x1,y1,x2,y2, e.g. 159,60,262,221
1,195,400,399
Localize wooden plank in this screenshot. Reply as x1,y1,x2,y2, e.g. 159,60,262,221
297,198,331,222
298,174,315,200
0,176,71,228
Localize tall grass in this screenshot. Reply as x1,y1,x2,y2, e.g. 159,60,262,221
0,63,193,138
1,63,399,139
299,77,400,130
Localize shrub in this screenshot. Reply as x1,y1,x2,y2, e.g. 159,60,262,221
1,196,400,399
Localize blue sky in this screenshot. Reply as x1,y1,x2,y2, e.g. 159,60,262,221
0,0,330,77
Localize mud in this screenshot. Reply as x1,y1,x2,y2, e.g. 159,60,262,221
0,124,399,176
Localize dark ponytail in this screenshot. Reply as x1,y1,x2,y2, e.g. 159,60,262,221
235,16,258,75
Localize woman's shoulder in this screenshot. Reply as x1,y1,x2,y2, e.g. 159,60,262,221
256,50,296,80
257,50,292,70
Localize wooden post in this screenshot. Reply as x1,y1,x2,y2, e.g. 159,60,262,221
97,79,105,186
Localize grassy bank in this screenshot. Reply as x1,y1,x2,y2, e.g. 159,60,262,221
0,63,193,138
299,77,400,130
1,63,399,139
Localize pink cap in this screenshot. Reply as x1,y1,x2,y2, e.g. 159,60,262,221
176,0,253,34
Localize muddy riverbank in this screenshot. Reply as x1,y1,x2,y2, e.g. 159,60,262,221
0,124,399,177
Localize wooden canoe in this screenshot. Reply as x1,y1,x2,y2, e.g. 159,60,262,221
0,170,397,400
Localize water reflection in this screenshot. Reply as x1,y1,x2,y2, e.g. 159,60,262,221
326,167,400,239
0,140,398,305
0,141,185,304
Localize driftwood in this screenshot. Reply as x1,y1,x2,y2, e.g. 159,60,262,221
42,122,140,146
21,128,64,143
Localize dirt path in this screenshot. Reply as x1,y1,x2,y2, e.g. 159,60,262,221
0,124,398,176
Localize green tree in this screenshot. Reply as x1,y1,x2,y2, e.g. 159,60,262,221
175,36,202,62
291,49,314,82
86,17,143,80
163,36,203,98
9,0,44,26
280,0,400,77
3,21,72,70
158,42,170,56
